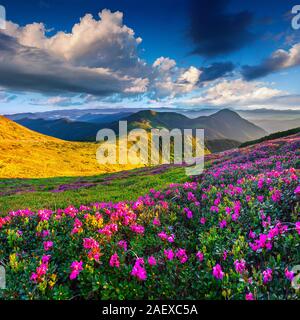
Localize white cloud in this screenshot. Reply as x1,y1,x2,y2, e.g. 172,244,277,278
0,10,150,97
0,10,205,101
242,42,300,80
4,10,145,75
151,59,201,99
153,57,176,72
180,79,290,109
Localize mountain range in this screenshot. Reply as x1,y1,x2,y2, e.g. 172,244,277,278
13,109,267,148
5,108,300,134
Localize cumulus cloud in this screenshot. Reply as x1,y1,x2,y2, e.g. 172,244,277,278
151,58,201,99
0,10,150,97
242,43,300,80
4,10,146,75
188,0,254,57
181,79,286,108
0,9,237,102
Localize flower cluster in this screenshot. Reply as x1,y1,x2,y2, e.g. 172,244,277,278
0,134,299,300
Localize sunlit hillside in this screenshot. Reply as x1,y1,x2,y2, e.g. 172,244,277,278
0,116,139,178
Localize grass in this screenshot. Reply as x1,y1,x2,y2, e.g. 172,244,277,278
0,165,187,214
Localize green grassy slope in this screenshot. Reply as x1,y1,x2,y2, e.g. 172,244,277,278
0,165,187,213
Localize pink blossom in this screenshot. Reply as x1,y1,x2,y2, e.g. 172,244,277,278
164,249,174,261
219,220,227,229
183,208,193,219
148,256,157,266
249,230,256,239
285,268,294,281
42,230,50,238
225,207,231,214
296,222,300,235
130,224,145,234
210,206,219,213
234,259,246,274
158,231,167,240
245,292,254,300
83,237,99,249
187,192,196,202
131,258,147,281
70,260,83,280
263,268,273,284
200,217,206,225
257,195,264,203
196,251,204,262
43,241,53,251
71,218,83,234
271,189,281,202
118,240,128,251
109,253,120,268
41,255,51,264
175,248,188,263
153,217,161,226
212,264,224,280
258,178,264,189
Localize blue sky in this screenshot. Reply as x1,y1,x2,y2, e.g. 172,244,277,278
0,0,300,114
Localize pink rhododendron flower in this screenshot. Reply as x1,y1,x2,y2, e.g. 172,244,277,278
196,251,204,262
130,224,145,234
200,217,206,225
131,258,147,281
42,230,50,238
245,292,254,300
294,186,300,195
258,178,264,189
71,218,83,234
271,189,281,203
234,259,246,274
98,223,118,236
219,220,227,228
30,255,51,283
41,255,51,264
118,240,128,251
212,264,224,280
257,196,264,203
175,248,188,263
183,207,193,219
210,206,219,213
187,192,196,202
83,237,101,261
153,217,161,226
70,260,83,280
296,222,300,235
109,253,120,268
158,231,167,240
164,249,174,261
285,268,294,281
148,256,157,266
43,241,53,251
249,230,256,239
263,268,273,284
